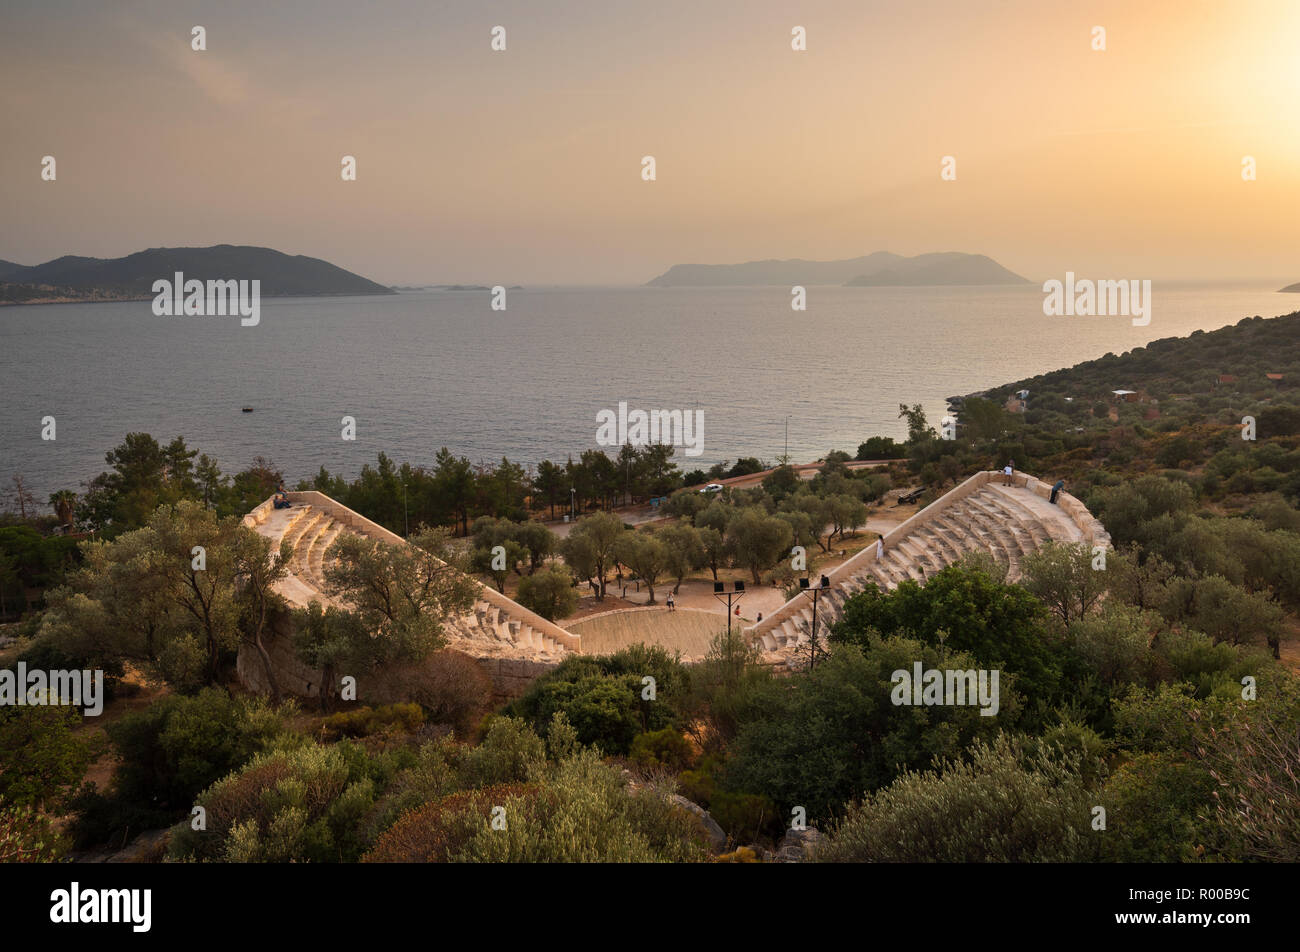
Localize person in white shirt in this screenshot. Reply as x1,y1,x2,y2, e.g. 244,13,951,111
1003,462,1014,486
875,534,884,559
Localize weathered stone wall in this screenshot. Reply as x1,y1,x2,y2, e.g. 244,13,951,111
236,609,321,697
473,656,562,705
236,618,558,707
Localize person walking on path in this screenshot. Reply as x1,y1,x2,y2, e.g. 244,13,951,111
666,593,675,611
875,534,884,560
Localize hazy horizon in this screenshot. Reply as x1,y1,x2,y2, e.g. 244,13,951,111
4,0,1299,286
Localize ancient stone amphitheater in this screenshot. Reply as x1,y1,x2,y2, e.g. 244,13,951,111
238,491,581,701
743,470,1111,662
237,471,1108,698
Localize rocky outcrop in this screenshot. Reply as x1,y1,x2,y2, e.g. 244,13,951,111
769,828,823,863
670,795,727,852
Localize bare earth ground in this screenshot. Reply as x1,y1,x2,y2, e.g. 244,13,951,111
551,499,918,655
73,667,170,795
568,608,739,660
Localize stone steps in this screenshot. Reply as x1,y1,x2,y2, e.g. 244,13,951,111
295,518,331,572
306,522,344,588
895,536,945,577
249,492,580,662
934,510,1012,571
983,488,1054,546
746,473,1110,660
955,496,1031,564
282,508,324,556
272,505,314,549
912,521,965,566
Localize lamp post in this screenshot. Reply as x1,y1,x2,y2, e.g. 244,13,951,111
785,415,790,464
570,486,576,522
797,574,831,670
713,580,745,636
402,479,409,537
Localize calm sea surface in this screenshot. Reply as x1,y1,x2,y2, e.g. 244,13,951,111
1,284,1293,501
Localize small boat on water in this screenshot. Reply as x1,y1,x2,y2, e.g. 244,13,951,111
242,407,254,413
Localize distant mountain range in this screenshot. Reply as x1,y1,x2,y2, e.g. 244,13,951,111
0,245,393,305
645,251,1029,287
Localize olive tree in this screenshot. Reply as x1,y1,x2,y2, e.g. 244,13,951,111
322,527,478,662
725,508,793,585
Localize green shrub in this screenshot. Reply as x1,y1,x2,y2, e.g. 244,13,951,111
0,704,97,810
449,749,709,863
361,783,538,863
507,646,688,755
68,688,288,849
0,797,66,862
725,640,1016,820
831,562,1065,712
358,739,465,845
629,728,695,773
682,630,772,753
169,741,388,863
319,702,424,741
817,735,1096,862
107,688,287,808
457,716,547,788
1096,752,1216,862
678,755,778,843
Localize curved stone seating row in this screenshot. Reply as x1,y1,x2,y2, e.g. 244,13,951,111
246,498,573,660
746,471,1110,657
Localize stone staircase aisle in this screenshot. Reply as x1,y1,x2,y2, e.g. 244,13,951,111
744,470,1110,659
244,495,577,662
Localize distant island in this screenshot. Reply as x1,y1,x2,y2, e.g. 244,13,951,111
1279,283,1300,292
0,245,393,305
391,284,524,292
645,251,1029,287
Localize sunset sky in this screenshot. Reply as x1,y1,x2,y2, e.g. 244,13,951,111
3,0,1298,285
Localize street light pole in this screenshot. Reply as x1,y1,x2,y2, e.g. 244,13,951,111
798,574,831,670
713,581,746,636
402,480,408,537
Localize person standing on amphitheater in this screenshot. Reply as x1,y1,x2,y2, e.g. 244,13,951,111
1003,461,1014,486
875,534,884,559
